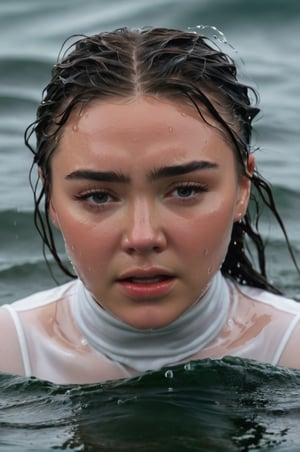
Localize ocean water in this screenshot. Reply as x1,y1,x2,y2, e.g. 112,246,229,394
0,0,300,450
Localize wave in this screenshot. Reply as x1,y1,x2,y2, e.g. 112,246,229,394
1,357,300,451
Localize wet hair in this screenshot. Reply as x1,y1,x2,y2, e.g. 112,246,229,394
25,26,298,293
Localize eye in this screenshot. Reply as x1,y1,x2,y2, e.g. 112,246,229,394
170,183,208,199
75,190,114,205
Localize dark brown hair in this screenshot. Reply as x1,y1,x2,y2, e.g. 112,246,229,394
25,26,298,292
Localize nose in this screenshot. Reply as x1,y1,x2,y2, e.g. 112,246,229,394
121,199,167,255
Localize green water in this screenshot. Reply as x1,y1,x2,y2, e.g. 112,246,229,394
1,0,300,450
2,358,300,451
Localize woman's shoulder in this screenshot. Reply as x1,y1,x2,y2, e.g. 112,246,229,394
228,279,300,315
1,279,79,313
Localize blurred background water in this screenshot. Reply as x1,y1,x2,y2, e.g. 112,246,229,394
0,0,300,450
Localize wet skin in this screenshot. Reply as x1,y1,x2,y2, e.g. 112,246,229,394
49,96,253,329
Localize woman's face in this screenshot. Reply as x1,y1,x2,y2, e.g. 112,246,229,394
49,96,253,329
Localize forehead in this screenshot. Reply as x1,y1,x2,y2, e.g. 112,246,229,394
55,95,236,168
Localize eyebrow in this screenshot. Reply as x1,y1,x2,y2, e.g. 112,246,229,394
149,160,218,180
65,161,218,183
66,170,130,183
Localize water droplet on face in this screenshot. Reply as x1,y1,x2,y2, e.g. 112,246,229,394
207,266,212,274
168,127,173,133
72,124,78,132
202,248,208,257
164,369,174,379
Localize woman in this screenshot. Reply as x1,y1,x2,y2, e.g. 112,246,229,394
1,27,299,384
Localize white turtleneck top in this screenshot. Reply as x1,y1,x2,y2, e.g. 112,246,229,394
1,272,300,384
71,271,229,373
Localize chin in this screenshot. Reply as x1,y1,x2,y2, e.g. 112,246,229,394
123,311,177,330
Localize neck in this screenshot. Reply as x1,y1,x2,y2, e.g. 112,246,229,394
71,271,230,372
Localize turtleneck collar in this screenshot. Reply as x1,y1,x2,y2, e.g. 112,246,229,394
71,271,230,372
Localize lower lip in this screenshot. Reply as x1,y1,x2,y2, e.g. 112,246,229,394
118,278,175,299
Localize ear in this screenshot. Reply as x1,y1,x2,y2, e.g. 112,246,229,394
234,154,255,222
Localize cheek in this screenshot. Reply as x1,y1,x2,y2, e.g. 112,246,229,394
57,218,113,275
177,204,235,264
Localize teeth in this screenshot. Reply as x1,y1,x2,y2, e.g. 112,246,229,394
129,276,166,284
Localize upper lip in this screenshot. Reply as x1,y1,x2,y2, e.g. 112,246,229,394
117,268,175,281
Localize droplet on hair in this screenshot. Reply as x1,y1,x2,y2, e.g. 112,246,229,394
237,262,241,268
233,241,237,246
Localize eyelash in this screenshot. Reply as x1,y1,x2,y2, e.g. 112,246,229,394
75,190,116,208
169,182,208,200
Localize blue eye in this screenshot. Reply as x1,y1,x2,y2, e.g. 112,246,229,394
172,183,208,199
76,190,114,206
175,186,195,198
88,192,111,204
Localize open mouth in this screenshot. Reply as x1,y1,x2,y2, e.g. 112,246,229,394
123,275,173,284
117,272,175,298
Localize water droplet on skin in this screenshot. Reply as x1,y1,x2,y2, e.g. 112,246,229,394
81,338,88,346
202,249,208,257
164,369,174,379
207,266,212,274
168,127,173,133
72,124,78,132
